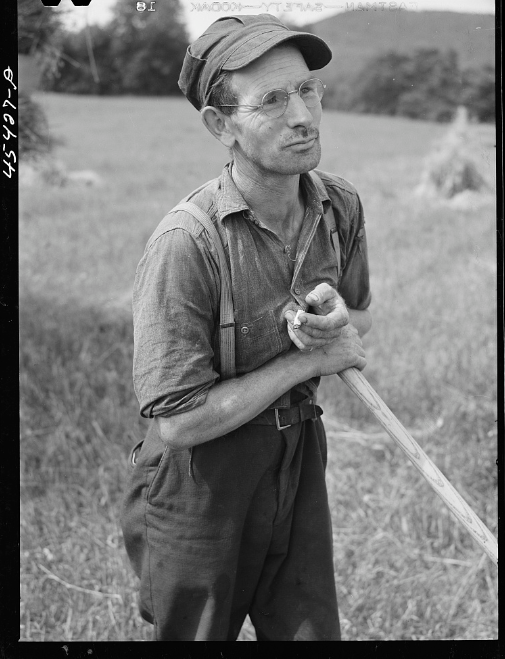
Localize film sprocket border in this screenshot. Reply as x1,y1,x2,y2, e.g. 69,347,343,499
40,1,92,6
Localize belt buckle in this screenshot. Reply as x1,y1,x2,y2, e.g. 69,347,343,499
131,448,139,466
131,442,143,466
275,408,292,431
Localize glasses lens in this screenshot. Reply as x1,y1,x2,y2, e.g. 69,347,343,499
299,79,324,107
262,89,288,118
260,79,325,117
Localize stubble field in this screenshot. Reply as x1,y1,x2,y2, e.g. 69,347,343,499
20,93,497,641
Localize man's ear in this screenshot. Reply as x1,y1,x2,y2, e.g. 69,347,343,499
201,106,236,148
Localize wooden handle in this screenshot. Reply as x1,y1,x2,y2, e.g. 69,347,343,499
338,367,498,564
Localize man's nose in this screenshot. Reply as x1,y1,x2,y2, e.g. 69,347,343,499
285,91,314,128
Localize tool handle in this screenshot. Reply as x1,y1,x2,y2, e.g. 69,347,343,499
338,367,498,565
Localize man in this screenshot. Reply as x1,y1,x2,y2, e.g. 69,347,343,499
121,14,372,641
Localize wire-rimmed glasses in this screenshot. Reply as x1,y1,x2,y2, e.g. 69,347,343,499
216,78,326,119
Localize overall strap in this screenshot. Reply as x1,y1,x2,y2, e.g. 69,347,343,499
171,202,236,380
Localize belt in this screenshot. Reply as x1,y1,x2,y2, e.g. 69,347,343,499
248,401,323,431
131,403,323,466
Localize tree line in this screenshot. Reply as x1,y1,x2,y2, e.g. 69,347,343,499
20,0,494,123
33,0,189,96
323,49,494,123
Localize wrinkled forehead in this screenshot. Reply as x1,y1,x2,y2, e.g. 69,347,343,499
230,44,310,99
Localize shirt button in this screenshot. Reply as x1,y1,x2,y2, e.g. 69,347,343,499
241,326,250,334
294,288,301,295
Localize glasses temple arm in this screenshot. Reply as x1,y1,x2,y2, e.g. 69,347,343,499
215,104,262,109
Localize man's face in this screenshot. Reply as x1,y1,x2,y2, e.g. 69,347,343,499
226,44,322,176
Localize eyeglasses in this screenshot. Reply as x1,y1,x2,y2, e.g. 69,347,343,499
217,78,326,119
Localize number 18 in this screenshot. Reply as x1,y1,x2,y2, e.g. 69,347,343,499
137,1,156,10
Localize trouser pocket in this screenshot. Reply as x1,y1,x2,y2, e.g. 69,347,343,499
120,423,166,581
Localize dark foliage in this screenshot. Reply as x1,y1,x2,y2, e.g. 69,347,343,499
351,51,414,116
18,0,65,160
460,65,496,123
44,0,189,96
18,0,61,54
348,49,494,123
45,25,123,95
18,92,58,160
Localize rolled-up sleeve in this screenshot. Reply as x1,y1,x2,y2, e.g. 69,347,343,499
132,226,220,418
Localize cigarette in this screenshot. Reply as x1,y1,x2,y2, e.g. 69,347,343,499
293,309,303,330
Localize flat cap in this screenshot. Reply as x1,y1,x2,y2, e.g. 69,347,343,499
178,14,332,111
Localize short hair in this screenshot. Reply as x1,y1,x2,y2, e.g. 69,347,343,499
208,70,237,116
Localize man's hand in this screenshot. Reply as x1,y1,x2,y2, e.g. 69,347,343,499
284,283,349,352
313,324,366,376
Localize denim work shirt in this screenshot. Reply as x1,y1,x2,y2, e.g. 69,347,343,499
133,163,371,418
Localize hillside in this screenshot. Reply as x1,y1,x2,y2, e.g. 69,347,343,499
306,10,495,78
301,10,495,116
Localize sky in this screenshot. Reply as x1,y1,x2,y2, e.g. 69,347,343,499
57,0,495,40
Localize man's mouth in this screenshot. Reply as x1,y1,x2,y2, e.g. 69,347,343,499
284,132,319,148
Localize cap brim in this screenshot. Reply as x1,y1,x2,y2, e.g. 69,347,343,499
222,30,332,72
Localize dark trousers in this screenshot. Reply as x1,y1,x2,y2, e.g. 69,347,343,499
120,415,341,641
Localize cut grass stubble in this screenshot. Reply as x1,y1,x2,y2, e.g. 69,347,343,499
20,94,497,641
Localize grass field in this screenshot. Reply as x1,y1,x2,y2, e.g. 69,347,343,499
20,93,497,641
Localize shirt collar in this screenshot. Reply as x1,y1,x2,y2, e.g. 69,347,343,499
216,163,331,223
305,169,331,215
215,163,250,222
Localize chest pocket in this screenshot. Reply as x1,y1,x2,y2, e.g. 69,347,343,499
235,309,282,373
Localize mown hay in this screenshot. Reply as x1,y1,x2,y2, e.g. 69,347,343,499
415,107,488,200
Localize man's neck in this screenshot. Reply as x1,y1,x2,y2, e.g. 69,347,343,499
230,160,305,242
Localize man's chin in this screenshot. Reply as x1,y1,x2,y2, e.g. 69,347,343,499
274,143,321,175
241,142,322,177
